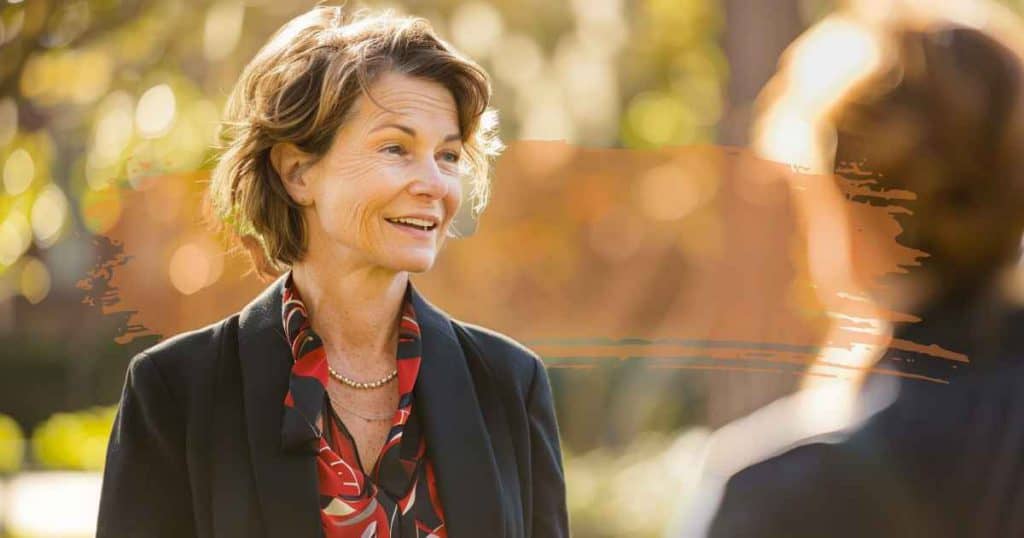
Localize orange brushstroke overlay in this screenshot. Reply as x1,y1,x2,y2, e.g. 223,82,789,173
91,143,961,385
534,343,948,384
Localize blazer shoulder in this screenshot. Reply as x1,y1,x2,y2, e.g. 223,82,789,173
452,321,543,391
130,314,238,401
143,316,232,368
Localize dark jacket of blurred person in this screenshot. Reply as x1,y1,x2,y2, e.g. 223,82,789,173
709,295,1024,537
707,11,1024,538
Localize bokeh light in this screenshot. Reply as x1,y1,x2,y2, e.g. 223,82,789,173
624,92,696,147
18,256,51,304
19,49,112,106
448,2,504,59
69,50,114,105
555,37,620,144
203,1,245,61
518,78,576,141
168,240,222,295
31,407,115,470
0,209,32,266
490,33,544,91
31,183,69,248
135,84,177,138
91,91,135,170
3,147,34,195
0,413,25,473
634,162,705,221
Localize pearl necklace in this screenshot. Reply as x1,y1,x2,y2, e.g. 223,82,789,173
327,364,398,390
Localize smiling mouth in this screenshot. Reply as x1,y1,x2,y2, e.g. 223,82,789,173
385,217,438,232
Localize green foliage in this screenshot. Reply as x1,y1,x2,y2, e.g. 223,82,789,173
619,0,724,148
564,430,711,537
31,405,116,470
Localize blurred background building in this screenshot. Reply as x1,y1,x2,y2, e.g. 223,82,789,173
2,0,1024,536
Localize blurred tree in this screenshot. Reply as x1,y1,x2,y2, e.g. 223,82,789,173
717,0,803,146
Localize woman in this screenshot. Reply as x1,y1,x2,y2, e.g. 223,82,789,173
97,7,568,538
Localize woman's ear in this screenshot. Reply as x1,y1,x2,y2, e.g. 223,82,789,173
270,142,316,205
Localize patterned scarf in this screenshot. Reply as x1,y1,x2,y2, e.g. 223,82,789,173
281,273,447,537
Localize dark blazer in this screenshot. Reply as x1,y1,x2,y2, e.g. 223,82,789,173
708,365,1024,538
708,298,1024,538
97,275,569,538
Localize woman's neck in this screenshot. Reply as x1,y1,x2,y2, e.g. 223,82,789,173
289,256,408,373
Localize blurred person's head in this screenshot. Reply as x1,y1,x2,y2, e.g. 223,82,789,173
755,2,1024,313
208,6,502,278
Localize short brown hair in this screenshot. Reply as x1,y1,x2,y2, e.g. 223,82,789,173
208,7,502,277
828,24,1024,287
755,7,1024,292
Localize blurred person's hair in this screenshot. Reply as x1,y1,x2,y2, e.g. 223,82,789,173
208,6,502,277
754,2,1024,302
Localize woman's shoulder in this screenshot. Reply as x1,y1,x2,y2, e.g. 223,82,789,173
128,314,239,393
451,320,544,391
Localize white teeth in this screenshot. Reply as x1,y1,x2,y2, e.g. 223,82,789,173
387,217,436,230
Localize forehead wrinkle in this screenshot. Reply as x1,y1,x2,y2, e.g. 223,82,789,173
367,83,456,113
370,82,454,106
338,79,460,142
371,94,457,119
363,102,460,139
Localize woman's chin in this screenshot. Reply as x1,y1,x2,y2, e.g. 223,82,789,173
384,250,438,274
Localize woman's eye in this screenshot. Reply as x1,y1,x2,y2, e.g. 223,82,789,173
439,151,461,164
381,144,406,156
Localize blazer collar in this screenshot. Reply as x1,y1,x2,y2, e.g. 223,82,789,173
409,286,508,536
237,273,322,538
236,274,506,537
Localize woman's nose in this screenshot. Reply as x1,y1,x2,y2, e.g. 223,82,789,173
408,160,450,199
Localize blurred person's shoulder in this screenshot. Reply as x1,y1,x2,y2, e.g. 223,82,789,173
711,437,936,537
708,369,1005,538
711,441,848,537
451,320,546,397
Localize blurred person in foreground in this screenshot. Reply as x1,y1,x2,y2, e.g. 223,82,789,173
684,2,1024,537
97,7,568,538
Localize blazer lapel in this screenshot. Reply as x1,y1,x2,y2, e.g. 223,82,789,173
411,286,508,536
235,276,506,536
237,275,322,538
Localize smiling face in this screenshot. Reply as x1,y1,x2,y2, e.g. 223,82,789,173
281,72,464,275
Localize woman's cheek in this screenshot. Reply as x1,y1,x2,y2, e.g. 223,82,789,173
446,175,463,206
347,200,377,249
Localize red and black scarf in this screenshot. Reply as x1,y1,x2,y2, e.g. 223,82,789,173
281,273,447,538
